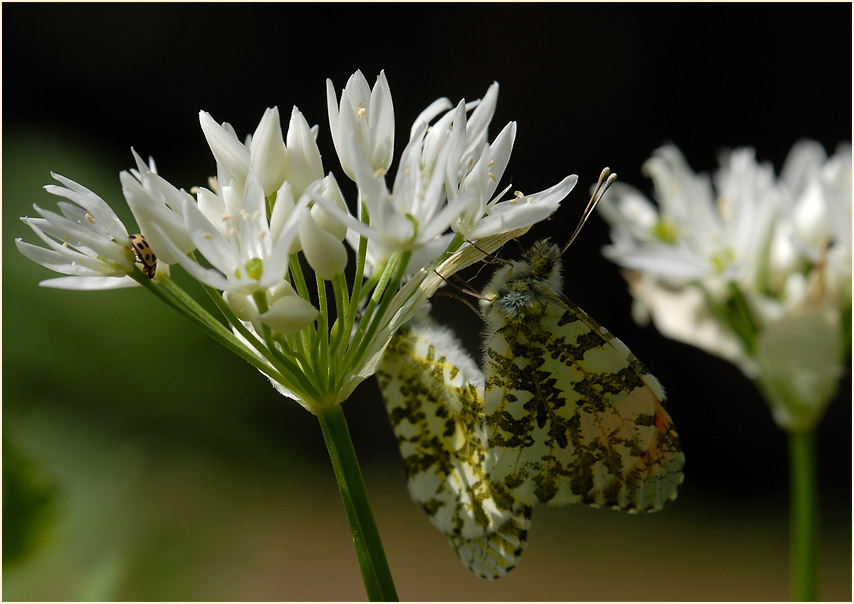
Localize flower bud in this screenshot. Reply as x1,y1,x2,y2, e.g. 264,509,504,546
250,107,288,197
284,106,323,199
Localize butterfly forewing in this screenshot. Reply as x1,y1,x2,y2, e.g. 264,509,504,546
481,242,684,512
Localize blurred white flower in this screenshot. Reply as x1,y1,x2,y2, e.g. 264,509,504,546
599,141,852,429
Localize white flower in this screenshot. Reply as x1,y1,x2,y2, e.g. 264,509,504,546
199,112,250,190
120,149,196,265
315,103,477,257
598,141,852,429
248,106,288,196
199,106,347,280
317,73,577,275
201,106,325,198
16,173,140,290
327,69,395,180
154,171,319,333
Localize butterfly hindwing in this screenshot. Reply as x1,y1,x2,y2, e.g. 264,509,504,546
377,315,532,578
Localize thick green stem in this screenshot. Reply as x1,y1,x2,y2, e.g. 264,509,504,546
316,405,398,601
788,428,818,601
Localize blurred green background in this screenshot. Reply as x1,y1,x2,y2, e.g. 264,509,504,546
3,3,851,601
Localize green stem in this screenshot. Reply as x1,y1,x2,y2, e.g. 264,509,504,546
316,274,330,390
134,273,278,381
788,428,818,601
316,405,398,601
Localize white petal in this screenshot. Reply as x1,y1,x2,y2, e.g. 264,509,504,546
46,173,129,242
467,174,577,239
309,186,379,244
199,111,250,187
196,186,226,225
261,197,307,290
179,197,239,279
120,171,194,265
298,212,348,280
368,70,395,173
461,82,500,164
260,293,319,334
249,106,288,196
151,223,245,291
15,238,123,276
410,97,452,139
285,106,324,198
310,174,349,241
237,173,270,261
39,275,140,290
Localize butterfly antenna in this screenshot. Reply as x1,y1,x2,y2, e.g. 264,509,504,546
561,167,618,255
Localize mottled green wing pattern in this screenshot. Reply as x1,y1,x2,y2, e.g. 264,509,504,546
379,238,684,579
482,290,684,512
377,316,532,578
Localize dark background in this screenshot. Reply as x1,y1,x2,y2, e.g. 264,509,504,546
3,3,851,600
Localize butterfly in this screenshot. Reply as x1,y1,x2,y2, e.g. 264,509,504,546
377,169,685,579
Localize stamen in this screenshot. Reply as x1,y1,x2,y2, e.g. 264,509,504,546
356,102,367,119
85,213,96,224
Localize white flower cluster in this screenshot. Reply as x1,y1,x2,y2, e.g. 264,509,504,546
16,70,578,411
598,141,852,429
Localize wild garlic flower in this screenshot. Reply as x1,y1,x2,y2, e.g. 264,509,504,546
598,141,852,430
120,149,197,266
157,171,320,334
318,75,578,275
197,105,349,281
16,172,147,290
327,69,395,180
16,69,583,415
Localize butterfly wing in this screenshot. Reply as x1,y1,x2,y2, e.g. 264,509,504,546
378,315,532,578
482,292,684,512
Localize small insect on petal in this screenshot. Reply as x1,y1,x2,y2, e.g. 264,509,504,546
128,233,157,279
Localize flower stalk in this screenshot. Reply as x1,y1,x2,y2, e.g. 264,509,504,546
787,428,818,601
316,404,398,602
